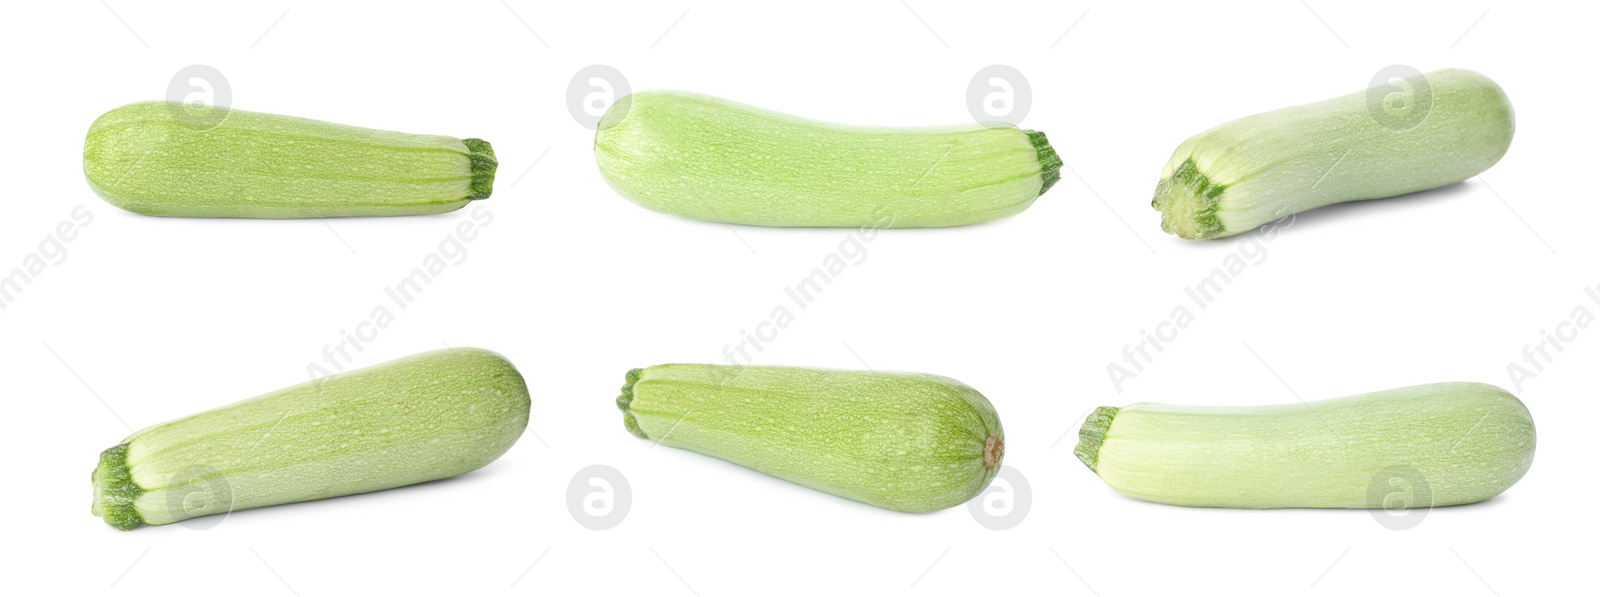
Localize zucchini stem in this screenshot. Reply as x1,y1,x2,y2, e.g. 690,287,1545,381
1073,406,1121,473
617,368,648,439
1151,158,1229,239
91,443,146,531
1025,130,1062,195
463,138,498,200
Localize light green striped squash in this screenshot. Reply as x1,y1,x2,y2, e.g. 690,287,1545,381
593,90,1061,228
619,364,1005,512
91,348,529,530
1153,68,1514,239
1075,382,1535,508
83,101,497,218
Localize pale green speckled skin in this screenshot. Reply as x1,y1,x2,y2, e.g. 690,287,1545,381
91,348,530,530
1154,69,1514,239
594,90,1059,228
620,364,1004,513
1079,382,1535,509
83,101,496,218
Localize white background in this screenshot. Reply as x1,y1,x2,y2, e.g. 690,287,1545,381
1,1,1593,595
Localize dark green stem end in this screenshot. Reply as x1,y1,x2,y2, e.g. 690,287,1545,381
618,368,648,439
463,138,498,201
1152,158,1228,240
1026,130,1062,196
1073,407,1120,474
92,443,146,531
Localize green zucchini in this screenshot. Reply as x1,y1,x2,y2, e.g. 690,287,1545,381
91,348,529,530
1152,68,1514,239
1075,382,1535,508
618,364,1004,512
593,91,1061,228
83,102,497,218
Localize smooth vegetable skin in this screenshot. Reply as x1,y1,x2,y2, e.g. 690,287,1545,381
1153,69,1514,239
594,91,1061,228
83,102,497,217
91,348,529,530
1075,382,1534,508
619,364,1005,512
